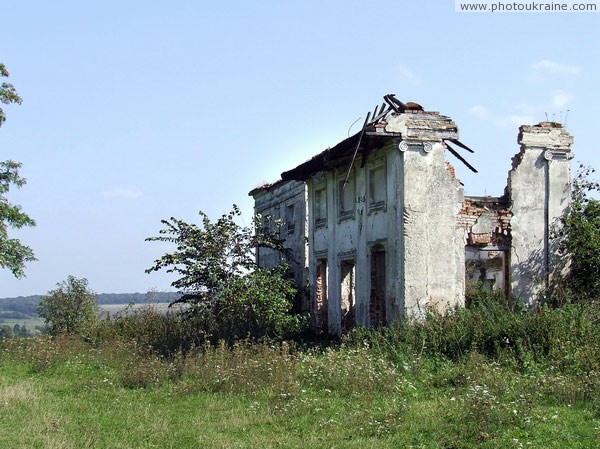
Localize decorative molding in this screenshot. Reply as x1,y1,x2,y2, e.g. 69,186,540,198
398,140,433,155
313,249,328,259
338,250,356,260
544,149,573,161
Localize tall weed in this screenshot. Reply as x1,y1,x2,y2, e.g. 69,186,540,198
348,292,600,376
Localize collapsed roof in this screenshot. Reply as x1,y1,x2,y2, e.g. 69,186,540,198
280,94,476,182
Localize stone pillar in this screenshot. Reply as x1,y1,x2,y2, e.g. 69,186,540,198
386,112,465,317
508,122,573,305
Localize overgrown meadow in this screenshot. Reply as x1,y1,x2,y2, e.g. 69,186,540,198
1,295,599,448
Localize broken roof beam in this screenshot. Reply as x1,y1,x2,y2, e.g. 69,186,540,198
383,94,407,113
446,138,475,153
343,111,371,187
445,142,478,173
368,105,392,125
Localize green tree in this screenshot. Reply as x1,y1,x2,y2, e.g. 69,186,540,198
0,63,36,278
560,166,600,300
1,161,37,277
0,63,22,126
38,276,98,336
0,324,14,338
146,205,303,341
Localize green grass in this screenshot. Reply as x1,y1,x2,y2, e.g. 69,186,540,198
0,333,598,449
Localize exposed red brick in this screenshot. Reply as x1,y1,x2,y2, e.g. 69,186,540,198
369,248,386,327
457,197,512,247
315,260,328,334
445,160,457,179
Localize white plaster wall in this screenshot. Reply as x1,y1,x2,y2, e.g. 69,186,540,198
252,180,309,291
547,160,571,281
401,143,465,317
302,112,465,333
390,147,405,322
307,146,397,335
509,149,548,302
509,123,573,304
307,139,465,333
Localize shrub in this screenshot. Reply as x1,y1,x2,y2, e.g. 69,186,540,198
347,288,600,376
146,205,307,344
112,306,202,357
38,276,98,337
206,266,306,342
551,165,600,303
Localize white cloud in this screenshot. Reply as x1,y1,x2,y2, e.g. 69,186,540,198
488,113,535,128
550,89,574,108
475,94,575,127
468,104,535,128
504,114,535,127
398,66,421,86
513,102,538,116
533,60,581,75
530,60,581,81
468,105,490,119
101,187,144,199
467,93,574,129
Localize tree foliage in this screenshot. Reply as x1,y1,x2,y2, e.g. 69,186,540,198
0,161,37,277
0,64,36,278
146,205,302,341
147,205,258,296
0,63,22,126
559,165,600,300
202,266,300,341
38,276,98,336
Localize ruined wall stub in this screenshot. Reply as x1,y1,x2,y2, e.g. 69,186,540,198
508,122,573,304
250,98,576,336
389,113,465,316
249,180,309,309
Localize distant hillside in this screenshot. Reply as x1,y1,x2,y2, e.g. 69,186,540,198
0,292,181,316
96,292,181,305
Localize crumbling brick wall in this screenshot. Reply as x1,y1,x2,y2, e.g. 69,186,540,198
458,197,512,294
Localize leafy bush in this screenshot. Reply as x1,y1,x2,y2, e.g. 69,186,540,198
205,266,305,342
38,276,98,337
146,205,306,343
110,306,201,357
552,165,600,303
0,324,14,338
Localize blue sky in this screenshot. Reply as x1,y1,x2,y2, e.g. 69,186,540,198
1,1,598,297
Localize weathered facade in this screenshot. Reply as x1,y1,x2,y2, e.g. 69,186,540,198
250,98,573,335
248,179,309,297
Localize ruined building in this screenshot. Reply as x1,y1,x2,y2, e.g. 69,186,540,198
249,96,573,336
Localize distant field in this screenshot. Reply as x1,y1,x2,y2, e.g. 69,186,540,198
1,303,181,330
0,317,45,329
